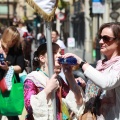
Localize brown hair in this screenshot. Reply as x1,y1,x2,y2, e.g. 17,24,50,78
98,22,120,41
33,42,60,69
1,26,20,51
52,30,59,36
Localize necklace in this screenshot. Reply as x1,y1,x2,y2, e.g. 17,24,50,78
36,68,48,77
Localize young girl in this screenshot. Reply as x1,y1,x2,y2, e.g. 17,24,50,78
24,43,85,120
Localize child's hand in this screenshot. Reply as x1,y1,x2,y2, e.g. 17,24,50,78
0,61,9,71
45,74,59,95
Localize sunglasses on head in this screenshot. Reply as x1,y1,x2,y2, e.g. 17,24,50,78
99,35,115,42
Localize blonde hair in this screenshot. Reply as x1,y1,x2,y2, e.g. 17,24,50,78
1,26,20,51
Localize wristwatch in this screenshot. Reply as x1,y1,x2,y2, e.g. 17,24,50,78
79,60,87,68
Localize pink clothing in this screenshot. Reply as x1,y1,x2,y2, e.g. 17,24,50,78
96,56,120,71
24,72,69,120
24,80,39,113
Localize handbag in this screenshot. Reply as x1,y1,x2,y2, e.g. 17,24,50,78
0,74,24,116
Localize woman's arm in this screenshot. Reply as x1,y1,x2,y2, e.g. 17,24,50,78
61,64,85,119
14,53,25,73
83,65,120,90
63,53,120,90
62,89,85,119
62,65,83,105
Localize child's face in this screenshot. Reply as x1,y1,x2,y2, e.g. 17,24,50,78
54,48,62,74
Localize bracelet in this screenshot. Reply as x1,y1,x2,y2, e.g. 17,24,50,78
79,60,87,68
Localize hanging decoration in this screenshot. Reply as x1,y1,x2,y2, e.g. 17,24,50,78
26,0,59,22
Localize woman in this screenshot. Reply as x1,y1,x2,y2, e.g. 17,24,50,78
63,22,120,120
0,26,25,120
24,43,85,120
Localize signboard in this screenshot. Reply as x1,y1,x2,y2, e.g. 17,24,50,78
56,12,66,21
110,11,119,20
67,37,75,48
92,0,105,14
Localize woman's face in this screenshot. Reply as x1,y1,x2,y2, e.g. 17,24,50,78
42,47,61,74
53,48,62,74
99,27,118,59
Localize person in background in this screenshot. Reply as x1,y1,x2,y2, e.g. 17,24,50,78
39,33,46,45
51,30,66,55
21,32,33,73
24,43,85,120
36,31,41,45
62,22,120,120
0,26,25,120
17,21,28,37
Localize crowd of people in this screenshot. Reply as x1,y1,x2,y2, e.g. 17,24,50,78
0,22,120,120
0,26,25,120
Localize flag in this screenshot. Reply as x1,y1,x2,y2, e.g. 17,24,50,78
26,0,59,22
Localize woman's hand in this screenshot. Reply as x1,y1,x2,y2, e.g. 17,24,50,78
0,61,9,71
62,65,83,105
75,77,86,88
44,74,59,95
62,64,73,78
62,53,82,65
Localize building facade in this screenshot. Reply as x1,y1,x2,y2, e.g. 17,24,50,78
0,0,34,26
59,0,120,62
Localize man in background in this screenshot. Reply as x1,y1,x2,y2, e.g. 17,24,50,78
51,30,66,55
51,30,67,84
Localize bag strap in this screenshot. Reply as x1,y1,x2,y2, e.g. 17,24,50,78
12,74,18,84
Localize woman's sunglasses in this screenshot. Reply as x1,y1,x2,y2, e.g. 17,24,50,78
99,35,116,42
